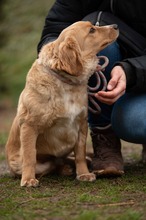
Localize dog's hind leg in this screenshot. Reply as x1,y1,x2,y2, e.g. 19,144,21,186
5,117,22,176
35,161,56,176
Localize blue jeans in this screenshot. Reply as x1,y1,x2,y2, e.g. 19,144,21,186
88,42,146,144
112,93,146,144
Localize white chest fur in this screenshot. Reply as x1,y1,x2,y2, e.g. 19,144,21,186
63,92,86,121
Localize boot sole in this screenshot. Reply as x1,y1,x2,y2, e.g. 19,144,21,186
93,167,124,177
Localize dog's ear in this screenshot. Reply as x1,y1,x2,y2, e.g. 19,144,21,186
57,36,83,76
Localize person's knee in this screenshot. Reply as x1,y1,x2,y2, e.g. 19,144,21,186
111,93,146,144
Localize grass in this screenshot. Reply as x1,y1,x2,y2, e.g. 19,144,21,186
1,137,146,220
1,0,146,219
1,168,146,220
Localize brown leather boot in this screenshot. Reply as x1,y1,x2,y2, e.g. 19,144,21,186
142,144,146,163
90,126,124,176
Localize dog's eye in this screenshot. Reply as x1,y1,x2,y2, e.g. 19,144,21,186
89,27,96,33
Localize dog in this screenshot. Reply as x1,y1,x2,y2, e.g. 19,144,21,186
5,21,119,187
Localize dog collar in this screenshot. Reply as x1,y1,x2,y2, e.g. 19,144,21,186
43,66,86,86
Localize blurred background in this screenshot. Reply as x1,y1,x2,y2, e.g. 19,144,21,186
0,0,54,158
0,0,55,107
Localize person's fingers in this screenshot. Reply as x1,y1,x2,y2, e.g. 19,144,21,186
107,74,120,90
95,90,125,105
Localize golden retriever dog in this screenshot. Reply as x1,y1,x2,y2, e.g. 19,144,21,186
5,21,119,187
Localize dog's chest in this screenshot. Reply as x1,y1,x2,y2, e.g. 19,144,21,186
63,92,86,121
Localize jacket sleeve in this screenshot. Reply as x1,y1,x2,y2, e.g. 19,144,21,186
119,54,146,92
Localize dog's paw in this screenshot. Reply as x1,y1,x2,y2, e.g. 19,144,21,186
76,173,96,182
21,178,39,187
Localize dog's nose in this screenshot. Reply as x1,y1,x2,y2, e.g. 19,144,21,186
112,24,119,30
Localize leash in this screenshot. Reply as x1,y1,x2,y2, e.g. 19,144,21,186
88,56,109,114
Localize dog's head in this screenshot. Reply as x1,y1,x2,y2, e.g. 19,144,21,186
39,21,119,76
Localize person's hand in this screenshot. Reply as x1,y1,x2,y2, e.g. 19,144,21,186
95,65,126,105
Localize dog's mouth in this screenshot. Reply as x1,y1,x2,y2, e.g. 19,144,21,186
102,42,109,47
101,38,117,48
101,41,111,48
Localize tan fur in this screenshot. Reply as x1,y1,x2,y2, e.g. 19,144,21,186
5,21,119,187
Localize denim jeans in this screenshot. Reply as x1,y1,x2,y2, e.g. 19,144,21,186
112,93,146,144
88,42,146,144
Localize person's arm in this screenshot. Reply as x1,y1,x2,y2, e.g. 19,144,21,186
119,55,146,92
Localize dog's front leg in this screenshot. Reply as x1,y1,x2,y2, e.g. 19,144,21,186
75,121,96,182
20,123,39,187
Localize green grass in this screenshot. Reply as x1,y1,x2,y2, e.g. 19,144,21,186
0,170,146,220
0,133,7,161
0,133,8,146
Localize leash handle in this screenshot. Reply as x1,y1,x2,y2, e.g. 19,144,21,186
88,56,109,114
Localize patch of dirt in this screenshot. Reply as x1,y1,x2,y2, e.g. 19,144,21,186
0,161,10,175
0,103,16,176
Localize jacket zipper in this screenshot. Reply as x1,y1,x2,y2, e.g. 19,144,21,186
110,0,114,13
95,11,103,26
95,0,115,26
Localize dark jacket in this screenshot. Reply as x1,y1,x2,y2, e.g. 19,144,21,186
37,0,146,92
